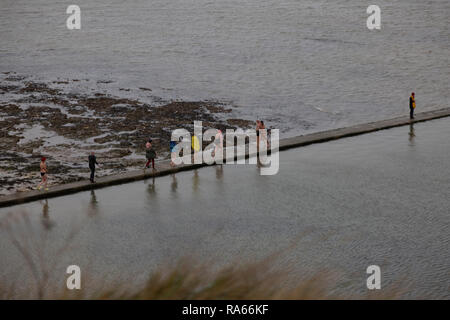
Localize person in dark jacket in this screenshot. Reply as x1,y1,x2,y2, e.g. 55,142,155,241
409,92,416,119
145,140,156,170
88,152,100,183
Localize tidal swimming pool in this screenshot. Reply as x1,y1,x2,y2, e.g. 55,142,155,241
1,118,449,298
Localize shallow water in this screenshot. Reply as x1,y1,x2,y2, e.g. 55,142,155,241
1,118,449,298
1,0,449,135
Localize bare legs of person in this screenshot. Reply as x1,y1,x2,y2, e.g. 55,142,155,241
145,159,156,170
37,173,48,191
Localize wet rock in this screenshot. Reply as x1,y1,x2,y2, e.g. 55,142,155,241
0,84,21,93
4,75,26,81
227,118,254,127
19,82,60,95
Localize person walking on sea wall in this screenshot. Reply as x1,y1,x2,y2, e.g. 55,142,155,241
88,152,100,183
256,120,261,151
256,120,267,152
260,120,267,147
191,134,200,163
37,156,48,191
145,139,156,171
410,92,416,119
170,139,177,167
213,129,223,159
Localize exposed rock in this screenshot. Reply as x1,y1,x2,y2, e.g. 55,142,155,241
0,78,252,195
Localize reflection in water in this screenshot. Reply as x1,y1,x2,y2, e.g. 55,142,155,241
88,190,99,216
171,174,178,194
193,170,199,193
40,199,55,230
147,176,156,195
146,176,161,209
215,165,223,181
409,123,416,146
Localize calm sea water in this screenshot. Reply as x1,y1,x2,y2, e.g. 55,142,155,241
0,0,449,135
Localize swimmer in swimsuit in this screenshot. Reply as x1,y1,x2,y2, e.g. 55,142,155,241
37,156,48,191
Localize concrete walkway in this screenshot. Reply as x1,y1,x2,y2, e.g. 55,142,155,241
1,107,449,208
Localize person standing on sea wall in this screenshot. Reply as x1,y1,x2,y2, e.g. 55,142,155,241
256,120,267,152
88,152,100,183
145,139,156,171
170,139,177,167
191,134,200,163
213,129,223,159
37,157,48,191
410,92,416,119
256,120,262,152
260,120,267,147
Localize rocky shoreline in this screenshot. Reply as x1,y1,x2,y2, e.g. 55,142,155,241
0,72,253,195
